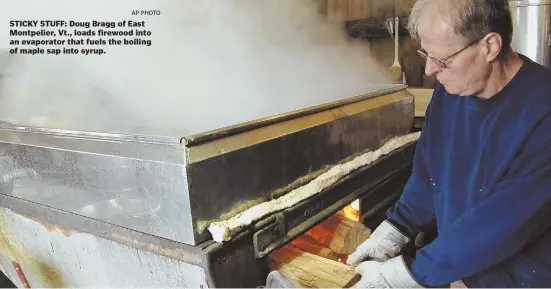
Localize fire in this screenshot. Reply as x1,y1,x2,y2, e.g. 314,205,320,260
276,198,364,268
336,199,360,264
337,199,360,222
351,199,360,211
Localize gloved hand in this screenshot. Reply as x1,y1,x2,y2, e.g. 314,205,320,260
346,220,410,266
352,255,423,288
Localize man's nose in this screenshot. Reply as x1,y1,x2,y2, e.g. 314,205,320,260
424,58,441,76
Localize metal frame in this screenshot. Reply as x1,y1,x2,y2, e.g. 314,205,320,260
0,140,415,288
182,84,407,146
0,86,414,246
201,141,416,288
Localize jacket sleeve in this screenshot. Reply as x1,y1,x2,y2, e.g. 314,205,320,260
409,114,551,287
385,91,437,238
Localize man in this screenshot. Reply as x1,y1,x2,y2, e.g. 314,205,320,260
346,0,551,287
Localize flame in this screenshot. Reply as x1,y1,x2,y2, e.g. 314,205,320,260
338,199,360,222
351,199,360,211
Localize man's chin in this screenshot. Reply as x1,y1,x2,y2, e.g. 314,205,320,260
442,84,456,94
442,84,468,96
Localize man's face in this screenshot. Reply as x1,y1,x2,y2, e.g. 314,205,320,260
418,18,489,96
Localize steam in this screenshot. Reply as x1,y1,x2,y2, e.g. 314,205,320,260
0,0,394,137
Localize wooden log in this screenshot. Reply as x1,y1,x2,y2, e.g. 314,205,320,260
304,214,371,255
289,235,340,261
267,245,357,288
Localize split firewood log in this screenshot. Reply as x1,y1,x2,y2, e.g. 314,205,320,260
304,214,371,255
267,245,357,288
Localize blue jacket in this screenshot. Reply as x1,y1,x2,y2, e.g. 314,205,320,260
386,54,551,287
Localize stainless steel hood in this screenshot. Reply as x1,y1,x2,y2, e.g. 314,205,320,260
0,84,414,246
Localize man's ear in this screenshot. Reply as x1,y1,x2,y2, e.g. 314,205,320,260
483,32,503,62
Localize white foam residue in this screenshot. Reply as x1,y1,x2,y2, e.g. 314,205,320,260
208,131,421,243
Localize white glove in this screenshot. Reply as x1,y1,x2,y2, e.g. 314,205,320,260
347,220,410,266
353,255,423,288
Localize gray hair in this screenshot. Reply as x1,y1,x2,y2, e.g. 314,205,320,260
407,0,513,58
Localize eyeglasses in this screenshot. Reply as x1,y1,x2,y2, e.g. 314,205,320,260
417,38,482,69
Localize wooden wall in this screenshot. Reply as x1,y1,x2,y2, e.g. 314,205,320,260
318,0,437,88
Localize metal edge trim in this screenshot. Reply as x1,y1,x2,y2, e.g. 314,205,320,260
0,124,182,146
0,194,205,266
185,90,413,164
181,84,408,147
509,0,551,6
